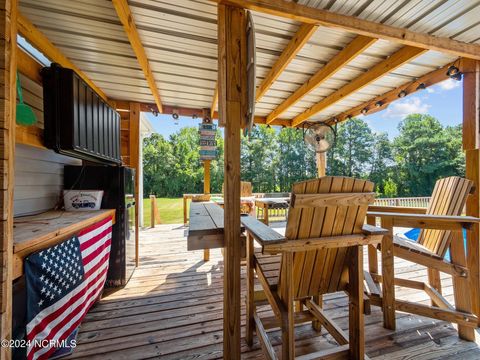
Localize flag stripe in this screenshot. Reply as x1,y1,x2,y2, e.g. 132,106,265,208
31,271,108,360
26,217,113,359
26,238,111,333
27,261,109,345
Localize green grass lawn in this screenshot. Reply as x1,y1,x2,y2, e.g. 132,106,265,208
142,198,184,226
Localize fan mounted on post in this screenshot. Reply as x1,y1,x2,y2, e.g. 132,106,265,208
303,122,336,153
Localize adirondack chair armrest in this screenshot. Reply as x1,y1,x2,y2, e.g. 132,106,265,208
262,233,384,253
241,215,287,247
362,224,388,236
367,211,480,231
367,205,427,214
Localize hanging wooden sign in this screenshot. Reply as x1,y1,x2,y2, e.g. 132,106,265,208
199,118,218,161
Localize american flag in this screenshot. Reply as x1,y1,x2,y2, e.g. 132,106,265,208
25,216,113,360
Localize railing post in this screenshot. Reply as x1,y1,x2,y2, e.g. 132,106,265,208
150,195,156,228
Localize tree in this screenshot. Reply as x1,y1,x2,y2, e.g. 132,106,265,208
277,127,316,192
327,118,374,177
241,125,279,192
393,114,463,196
142,133,175,197
369,132,393,194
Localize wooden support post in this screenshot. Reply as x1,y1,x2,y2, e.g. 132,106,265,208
462,58,480,326
0,0,17,358
450,230,475,341
218,4,246,358
316,152,326,177
203,160,211,194
129,102,141,267
380,216,396,330
203,160,211,261
150,195,156,228
348,246,364,360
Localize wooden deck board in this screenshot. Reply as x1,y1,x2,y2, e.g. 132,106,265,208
64,224,480,359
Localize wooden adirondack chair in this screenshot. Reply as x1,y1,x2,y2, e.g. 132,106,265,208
243,176,386,360
366,176,480,341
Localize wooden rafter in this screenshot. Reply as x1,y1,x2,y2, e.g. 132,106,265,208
17,13,110,103
291,46,427,127
211,23,316,121
266,35,376,124
112,0,163,113
325,62,454,125
256,23,318,102
210,0,480,60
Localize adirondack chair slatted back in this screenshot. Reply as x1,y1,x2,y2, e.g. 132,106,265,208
222,181,253,197
419,176,474,257
279,177,375,299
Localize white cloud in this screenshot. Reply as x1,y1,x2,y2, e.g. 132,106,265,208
384,96,431,119
426,87,435,93
437,78,461,91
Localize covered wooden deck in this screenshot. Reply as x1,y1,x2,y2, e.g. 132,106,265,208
65,224,480,359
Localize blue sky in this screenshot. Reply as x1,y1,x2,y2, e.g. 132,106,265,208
146,77,463,139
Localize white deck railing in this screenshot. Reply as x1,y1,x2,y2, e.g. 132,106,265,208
373,196,431,208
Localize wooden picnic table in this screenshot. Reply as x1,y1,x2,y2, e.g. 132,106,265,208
255,197,290,225
187,202,248,260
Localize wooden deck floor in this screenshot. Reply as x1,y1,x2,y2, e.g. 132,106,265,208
66,224,480,359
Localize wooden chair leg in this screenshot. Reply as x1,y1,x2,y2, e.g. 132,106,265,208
246,233,255,346
450,231,475,341
281,252,295,360
312,295,323,331
427,268,441,306
366,216,379,283
349,246,365,360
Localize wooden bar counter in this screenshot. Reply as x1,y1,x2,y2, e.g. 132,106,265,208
13,209,116,279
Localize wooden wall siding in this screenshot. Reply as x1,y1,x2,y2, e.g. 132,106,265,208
14,72,81,217
0,0,17,356
14,144,80,216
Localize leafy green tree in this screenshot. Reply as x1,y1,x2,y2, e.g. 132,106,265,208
142,133,175,197
327,118,374,177
241,125,279,192
276,127,316,192
369,132,393,193
393,114,463,196
383,178,398,198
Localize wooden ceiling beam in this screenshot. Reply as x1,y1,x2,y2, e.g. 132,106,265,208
324,62,454,125
210,0,480,60
266,35,376,124
112,0,163,113
17,46,42,85
256,23,318,102
17,13,110,103
211,23,316,120
137,102,292,127
291,45,427,127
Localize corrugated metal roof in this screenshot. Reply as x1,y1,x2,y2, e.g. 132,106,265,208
18,0,478,124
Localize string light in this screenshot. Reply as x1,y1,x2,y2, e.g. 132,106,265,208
375,101,383,108
446,65,463,81
398,90,407,98
361,108,368,115
416,82,426,90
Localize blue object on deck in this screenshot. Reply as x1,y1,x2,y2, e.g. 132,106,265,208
403,228,467,262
